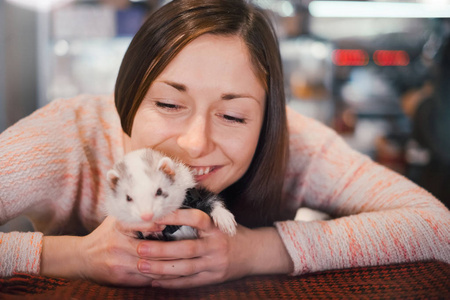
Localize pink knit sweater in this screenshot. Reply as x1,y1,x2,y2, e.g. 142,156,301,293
1,94,449,277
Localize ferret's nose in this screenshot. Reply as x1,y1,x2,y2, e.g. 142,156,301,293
141,213,154,222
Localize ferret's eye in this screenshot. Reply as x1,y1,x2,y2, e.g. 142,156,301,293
126,195,133,202
156,188,162,196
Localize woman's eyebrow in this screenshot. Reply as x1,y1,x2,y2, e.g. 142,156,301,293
221,93,254,101
162,80,187,92
221,93,263,107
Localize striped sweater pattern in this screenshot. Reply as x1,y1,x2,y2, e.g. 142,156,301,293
1,95,449,277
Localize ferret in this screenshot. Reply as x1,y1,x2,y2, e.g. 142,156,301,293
104,148,237,240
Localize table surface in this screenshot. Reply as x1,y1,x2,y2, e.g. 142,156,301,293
1,260,449,300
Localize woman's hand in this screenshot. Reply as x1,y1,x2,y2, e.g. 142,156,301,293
41,216,164,286
136,209,294,289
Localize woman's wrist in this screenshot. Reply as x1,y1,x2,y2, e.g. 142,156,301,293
244,226,294,276
40,235,84,279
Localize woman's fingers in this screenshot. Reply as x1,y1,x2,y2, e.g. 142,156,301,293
132,209,240,288
155,209,214,231
115,218,166,234
137,257,206,277
135,209,218,261
137,238,204,260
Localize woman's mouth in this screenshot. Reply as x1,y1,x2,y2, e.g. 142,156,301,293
190,166,220,181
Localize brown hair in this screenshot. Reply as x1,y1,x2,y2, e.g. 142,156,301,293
115,0,292,227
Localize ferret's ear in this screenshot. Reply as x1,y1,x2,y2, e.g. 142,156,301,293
158,157,175,180
107,169,120,190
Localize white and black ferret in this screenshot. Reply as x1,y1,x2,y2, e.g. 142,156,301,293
104,148,237,240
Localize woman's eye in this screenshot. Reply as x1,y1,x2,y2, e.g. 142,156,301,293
155,101,182,111
221,114,247,124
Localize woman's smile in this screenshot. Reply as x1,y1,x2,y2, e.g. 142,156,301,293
189,165,222,182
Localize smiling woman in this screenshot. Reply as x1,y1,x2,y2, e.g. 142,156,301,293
1,0,449,291
115,0,290,227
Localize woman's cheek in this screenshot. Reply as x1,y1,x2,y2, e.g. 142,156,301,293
131,113,179,149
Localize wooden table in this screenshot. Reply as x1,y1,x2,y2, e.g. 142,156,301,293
1,260,449,299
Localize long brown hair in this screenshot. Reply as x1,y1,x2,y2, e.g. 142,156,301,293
115,0,292,228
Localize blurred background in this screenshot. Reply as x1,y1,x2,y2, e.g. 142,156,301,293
1,0,449,231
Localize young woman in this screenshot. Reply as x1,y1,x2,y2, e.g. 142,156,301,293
1,0,449,289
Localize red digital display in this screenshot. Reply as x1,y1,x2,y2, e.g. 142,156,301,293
373,50,410,66
332,49,410,66
332,49,369,66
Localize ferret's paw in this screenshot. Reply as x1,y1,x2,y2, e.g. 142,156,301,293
137,231,165,240
170,226,198,240
210,204,237,236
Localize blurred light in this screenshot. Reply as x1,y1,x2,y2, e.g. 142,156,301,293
332,49,369,66
310,42,329,60
373,50,410,66
424,0,450,5
254,0,296,17
309,1,450,18
54,40,70,57
278,1,295,17
6,0,74,12
253,0,276,10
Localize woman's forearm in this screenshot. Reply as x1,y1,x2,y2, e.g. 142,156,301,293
245,226,294,276
41,235,84,279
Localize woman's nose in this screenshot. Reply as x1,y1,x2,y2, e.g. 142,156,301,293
177,116,212,158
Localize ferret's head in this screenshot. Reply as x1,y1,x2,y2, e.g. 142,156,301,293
105,148,195,224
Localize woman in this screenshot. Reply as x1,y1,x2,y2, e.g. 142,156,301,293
1,0,449,289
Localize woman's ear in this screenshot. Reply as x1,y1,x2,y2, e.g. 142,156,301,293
158,157,176,180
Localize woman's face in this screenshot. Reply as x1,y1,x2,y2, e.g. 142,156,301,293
128,34,266,193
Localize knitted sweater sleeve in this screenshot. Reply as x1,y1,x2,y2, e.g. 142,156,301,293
0,95,122,277
276,107,450,275
0,99,71,276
